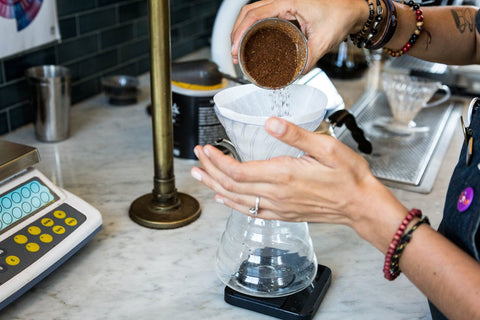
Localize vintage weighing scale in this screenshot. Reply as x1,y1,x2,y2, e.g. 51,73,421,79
0,140,102,310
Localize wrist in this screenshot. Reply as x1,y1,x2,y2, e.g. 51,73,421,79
384,211,430,280
348,174,410,252
350,0,373,35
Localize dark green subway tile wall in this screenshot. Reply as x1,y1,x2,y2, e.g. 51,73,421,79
0,0,223,135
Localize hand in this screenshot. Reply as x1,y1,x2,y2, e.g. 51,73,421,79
230,0,368,73
191,117,408,250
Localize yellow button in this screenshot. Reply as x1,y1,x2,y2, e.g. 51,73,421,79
28,226,41,235
5,255,20,266
64,217,77,226
41,218,54,227
52,225,65,234
53,210,66,219
39,234,53,243
14,234,28,244
26,243,40,252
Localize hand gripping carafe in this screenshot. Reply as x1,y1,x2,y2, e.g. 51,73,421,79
213,84,327,297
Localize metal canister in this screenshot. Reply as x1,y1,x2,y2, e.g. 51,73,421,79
171,60,228,159
25,65,71,142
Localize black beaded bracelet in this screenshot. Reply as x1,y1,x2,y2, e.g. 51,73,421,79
350,0,375,47
364,0,384,48
388,216,431,278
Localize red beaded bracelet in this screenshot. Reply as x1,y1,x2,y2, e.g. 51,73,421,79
383,208,422,280
389,216,430,277
384,1,423,57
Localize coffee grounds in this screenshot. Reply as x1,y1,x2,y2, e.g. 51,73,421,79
242,26,299,89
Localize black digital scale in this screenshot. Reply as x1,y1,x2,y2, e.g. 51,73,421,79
224,264,332,320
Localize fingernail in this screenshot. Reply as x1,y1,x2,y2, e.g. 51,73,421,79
191,170,202,181
204,147,210,157
193,147,199,159
215,196,224,204
267,118,286,135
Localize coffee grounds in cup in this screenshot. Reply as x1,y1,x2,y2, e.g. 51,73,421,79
241,26,299,89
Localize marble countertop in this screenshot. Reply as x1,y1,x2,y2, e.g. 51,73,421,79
0,67,465,320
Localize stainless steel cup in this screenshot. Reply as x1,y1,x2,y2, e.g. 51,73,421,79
26,65,71,142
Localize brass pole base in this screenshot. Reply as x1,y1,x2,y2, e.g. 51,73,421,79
129,193,201,229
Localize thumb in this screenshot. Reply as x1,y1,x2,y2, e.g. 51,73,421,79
265,117,339,166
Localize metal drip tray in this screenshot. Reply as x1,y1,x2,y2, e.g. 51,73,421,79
336,90,464,193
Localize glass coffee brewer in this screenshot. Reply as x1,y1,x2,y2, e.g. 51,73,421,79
212,84,333,319
209,17,372,319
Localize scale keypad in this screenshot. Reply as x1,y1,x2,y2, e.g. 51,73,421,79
0,203,86,285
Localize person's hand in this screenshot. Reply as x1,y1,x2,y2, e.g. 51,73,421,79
231,0,369,73
191,117,408,250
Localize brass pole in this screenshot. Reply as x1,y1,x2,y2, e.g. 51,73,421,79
129,0,201,229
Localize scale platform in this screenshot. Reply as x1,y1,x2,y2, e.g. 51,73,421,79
225,264,332,320
336,90,464,193
0,140,102,310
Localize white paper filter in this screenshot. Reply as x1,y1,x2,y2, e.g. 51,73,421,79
213,84,327,161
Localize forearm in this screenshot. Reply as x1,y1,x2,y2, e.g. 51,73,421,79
400,226,480,319
347,176,480,319
386,4,480,65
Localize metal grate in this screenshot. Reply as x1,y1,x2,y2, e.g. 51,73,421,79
336,90,461,193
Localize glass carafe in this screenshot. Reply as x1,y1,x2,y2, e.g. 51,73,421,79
213,84,327,297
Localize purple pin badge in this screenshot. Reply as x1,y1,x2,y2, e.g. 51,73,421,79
457,187,474,212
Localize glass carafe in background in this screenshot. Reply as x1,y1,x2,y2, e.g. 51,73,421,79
213,84,327,297
316,39,369,79
376,72,452,134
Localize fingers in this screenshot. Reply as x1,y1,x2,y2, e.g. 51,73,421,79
191,147,278,218
265,117,345,168
199,144,289,185
191,145,239,195
231,0,277,45
304,36,329,74
191,145,307,217
191,144,266,198
190,140,366,224
214,194,280,220
231,0,302,64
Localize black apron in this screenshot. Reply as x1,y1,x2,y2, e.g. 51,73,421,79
429,99,480,319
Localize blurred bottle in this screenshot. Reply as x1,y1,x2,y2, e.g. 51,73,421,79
316,39,369,79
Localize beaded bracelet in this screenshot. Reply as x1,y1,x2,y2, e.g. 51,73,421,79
384,1,424,57
389,216,431,278
364,0,384,48
350,0,375,47
367,0,398,50
383,208,422,281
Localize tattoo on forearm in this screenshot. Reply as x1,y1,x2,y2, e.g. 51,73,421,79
451,9,475,33
425,30,432,50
